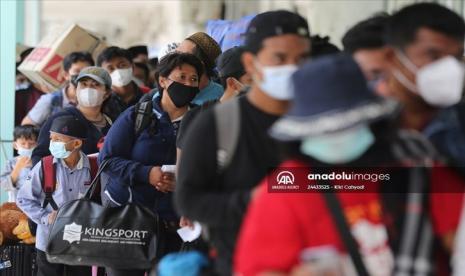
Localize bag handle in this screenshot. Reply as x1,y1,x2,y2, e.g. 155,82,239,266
321,187,370,276
84,159,110,200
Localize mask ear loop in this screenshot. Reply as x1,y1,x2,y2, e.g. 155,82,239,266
394,49,419,74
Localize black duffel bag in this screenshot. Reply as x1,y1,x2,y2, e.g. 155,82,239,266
45,160,159,270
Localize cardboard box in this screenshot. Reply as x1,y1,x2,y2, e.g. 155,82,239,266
18,24,108,92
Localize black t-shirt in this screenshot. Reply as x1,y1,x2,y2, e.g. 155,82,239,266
176,96,281,275
102,82,143,122
176,100,218,149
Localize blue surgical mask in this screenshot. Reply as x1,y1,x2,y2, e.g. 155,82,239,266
17,147,35,157
49,141,73,159
300,125,375,164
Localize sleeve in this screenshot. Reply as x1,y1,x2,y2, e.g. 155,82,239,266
234,183,303,276
175,110,252,228
0,159,16,191
176,107,200,150
430,166,465,236
16,162,51,226
98,107,153,186
27,93,53,126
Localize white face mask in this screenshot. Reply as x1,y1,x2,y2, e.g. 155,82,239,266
394,50,465,107
255,61,298,100
77,88,105,107
111,68,133,87
17,147,34,157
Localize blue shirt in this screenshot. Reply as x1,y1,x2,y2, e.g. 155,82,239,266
16,152,93,251
0,157,31,202
191,81,224,105
99,95,180,220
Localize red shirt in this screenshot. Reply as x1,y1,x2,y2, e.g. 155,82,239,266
234,159,464,276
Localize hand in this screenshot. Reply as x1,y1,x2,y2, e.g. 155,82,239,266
179,216,194,228
11,157,31,184
154,172,176,193
48,211,57,225
149,166,163,186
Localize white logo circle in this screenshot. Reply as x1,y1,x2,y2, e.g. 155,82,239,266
277,171,295,185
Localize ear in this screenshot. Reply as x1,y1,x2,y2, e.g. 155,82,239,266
242,52,256,76
384,47,396,67
159,76,170,90
63,71,71,82
103,88,112,100
73,139,83,149
13,142,18,150
226,77,237,90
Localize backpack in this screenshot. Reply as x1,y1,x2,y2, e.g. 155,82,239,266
134,95,241,172
50,90,64,115
41,155,99,210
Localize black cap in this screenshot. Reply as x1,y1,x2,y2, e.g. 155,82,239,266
50,115,87,140
217,46,246,78
245,10,310,52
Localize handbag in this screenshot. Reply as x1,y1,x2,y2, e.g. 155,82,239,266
45,160,160,270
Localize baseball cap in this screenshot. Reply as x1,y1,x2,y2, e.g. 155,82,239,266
244,10,310,52
75,66,112,89
50,115,87,140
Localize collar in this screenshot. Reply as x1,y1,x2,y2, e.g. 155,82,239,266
152,92,164,120
113,82,143,104
54,151,89,171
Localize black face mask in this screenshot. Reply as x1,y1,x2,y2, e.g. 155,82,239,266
167,81,200,108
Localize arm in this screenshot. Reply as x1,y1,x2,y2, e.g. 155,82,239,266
175,111,252,228
99,107,152,186
16,162,51,226
22,93,53,126
0,159,16,191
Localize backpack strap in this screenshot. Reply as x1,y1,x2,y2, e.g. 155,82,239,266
134,100,153,136
214,98,241,172
87,155,101,201
41,156,59,210
50,90,64,114
321,190,370,276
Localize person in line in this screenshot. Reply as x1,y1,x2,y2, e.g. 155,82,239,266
97,46,145,121
175,10,311,275
99,52,204,276
17,116,94,276
22,51,95,126
176,32,224,104
234,54,465,276
32,67,112,166
0,125,39,202
342,13,390,95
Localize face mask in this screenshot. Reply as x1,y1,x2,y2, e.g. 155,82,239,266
17,147,34,157
77,88,105,107
300,125,375,164
255,61,298,100
394,51,465,107
167,80,200,108
111,68,133,87
49,141,74,159
16,81,31,91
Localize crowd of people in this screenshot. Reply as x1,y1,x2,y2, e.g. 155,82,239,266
2,2,465,275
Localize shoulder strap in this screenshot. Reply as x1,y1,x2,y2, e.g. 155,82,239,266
391,129,440,166
134,100,153,136
321,190,369,276
41,156,59,210
87,155,101,200
214,98,241,172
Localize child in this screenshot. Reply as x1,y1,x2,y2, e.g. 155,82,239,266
0,125,39,202
17,115,92,276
